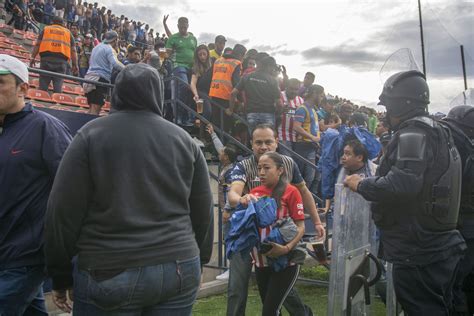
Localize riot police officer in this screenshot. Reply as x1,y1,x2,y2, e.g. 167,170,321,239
344,70,466,315
443,105,474,315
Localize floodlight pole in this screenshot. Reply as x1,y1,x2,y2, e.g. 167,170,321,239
418,0,427,77
461,45,468,90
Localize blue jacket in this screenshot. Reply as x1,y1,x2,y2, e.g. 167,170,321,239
225,198,278,259
0,103,71,269
225,204,258,259
319,125,381,199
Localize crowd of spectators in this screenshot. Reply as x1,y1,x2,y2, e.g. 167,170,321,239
4,0,390,208
6,2,472,315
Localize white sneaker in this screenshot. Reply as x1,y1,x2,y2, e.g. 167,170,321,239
216,270,229,280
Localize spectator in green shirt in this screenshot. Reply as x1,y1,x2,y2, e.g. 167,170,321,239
165,16,197,126
368,108,378,134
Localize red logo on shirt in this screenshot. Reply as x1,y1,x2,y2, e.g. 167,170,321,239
11,149,24,155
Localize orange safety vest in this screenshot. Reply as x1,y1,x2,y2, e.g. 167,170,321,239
209,57,242,101
39,25,72,60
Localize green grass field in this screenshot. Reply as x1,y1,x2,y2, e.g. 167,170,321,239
193,266,387,316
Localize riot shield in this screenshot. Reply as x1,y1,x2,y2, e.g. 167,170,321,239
449,88,474,107
328,184,382,316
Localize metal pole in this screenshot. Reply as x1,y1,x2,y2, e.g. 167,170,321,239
418,0,427,76
461,45,468,91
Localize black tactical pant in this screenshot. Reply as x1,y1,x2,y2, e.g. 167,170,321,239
393,254,462,316
453,238,474,315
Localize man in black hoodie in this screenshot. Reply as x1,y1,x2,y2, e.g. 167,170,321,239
45,63,214,314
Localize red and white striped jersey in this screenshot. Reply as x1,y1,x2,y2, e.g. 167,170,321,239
278,92,305,142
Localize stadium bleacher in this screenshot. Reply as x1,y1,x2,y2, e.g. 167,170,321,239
0,23,109,116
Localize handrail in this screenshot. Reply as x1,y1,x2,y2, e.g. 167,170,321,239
28,67,114,88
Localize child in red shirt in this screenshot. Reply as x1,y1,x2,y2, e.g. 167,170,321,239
239,152,305,316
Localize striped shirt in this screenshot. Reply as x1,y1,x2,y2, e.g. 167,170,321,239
230,155,304,193
278,92,305,142
249,185,305,267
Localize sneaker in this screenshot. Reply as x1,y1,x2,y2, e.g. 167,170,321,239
215,270,229,280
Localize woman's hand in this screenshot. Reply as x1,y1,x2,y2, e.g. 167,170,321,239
238,194,258,207
264,242,290,258
223,210,231,223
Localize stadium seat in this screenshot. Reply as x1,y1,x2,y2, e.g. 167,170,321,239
0,42,11,49
64,79,78,84
74,86,84,95
51,93,77,106
26,89,53,102
31,102,45,108
29,78,39,88
75,96,89,108
62,85,74,93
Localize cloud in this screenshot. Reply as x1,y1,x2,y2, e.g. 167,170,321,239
196,32,249,47
301,45,383,71
357,3,474,79
99,0,193,31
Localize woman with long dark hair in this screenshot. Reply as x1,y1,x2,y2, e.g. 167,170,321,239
239,152,305,315
190,44,212,121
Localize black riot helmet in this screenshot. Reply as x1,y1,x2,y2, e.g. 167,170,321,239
445,105,474,138
378,70,429,120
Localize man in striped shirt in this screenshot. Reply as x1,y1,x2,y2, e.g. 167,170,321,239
277,78,304,157
225,124,324,316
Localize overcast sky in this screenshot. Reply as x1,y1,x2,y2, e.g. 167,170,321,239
101,0,474,113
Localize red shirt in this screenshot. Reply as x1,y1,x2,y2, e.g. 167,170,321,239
249,184,305,267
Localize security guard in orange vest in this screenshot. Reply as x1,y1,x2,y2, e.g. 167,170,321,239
209,44,246,133
30,16,78,93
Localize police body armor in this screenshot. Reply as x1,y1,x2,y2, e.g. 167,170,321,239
374,116,462,232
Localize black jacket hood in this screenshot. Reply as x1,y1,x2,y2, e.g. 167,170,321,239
111,63,164,115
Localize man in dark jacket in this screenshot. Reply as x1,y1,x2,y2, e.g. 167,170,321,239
45,63,213,314
0,55,72,315
344,71,466,314
443,105,474,316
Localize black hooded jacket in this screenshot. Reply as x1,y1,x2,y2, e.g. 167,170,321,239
45,64,213,289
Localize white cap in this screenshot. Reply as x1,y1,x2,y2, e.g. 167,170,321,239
0,54,28,83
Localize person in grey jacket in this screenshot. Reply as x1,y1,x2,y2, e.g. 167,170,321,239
45,63,213,315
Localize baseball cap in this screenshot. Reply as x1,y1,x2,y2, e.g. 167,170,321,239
85,33,93,38
103,31,118,44
215,35,226,43
0,54,28,83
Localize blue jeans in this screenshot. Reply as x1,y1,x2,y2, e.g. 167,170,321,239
226,251,312,316
293,142,317,188
172,66,193,126
73,256,201,315
246,112,275,134
0,265,48,316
